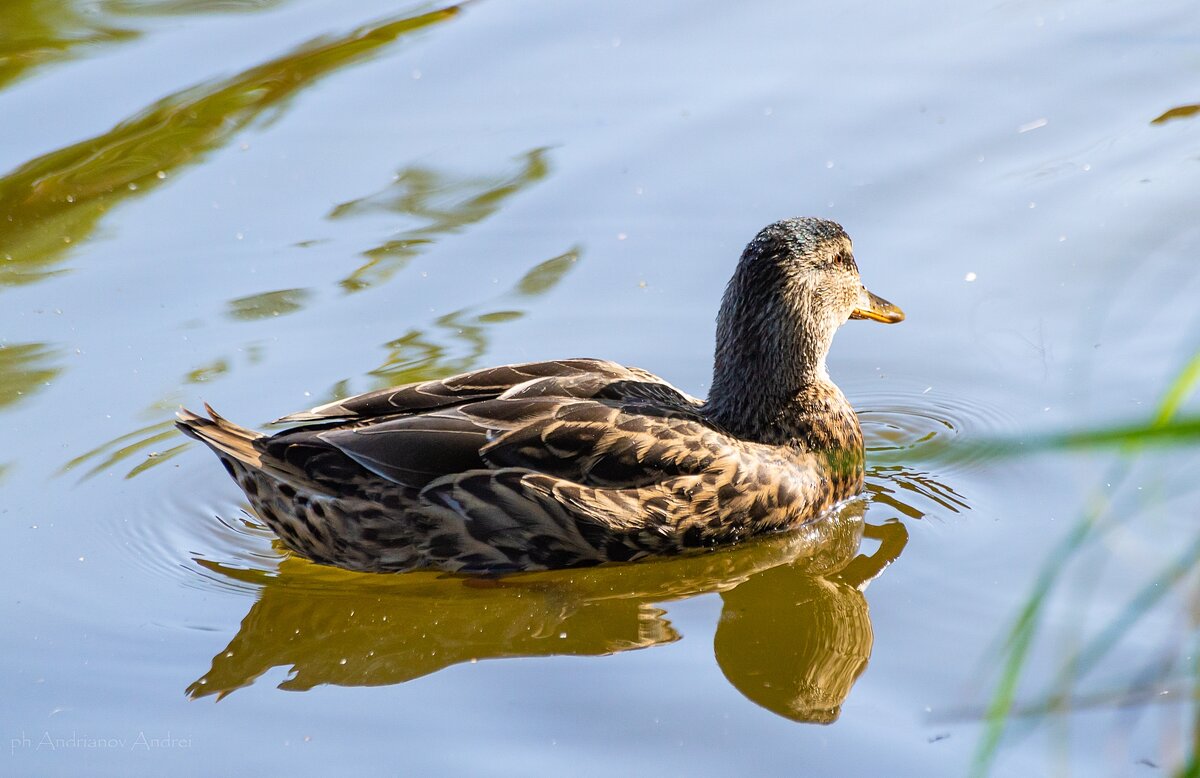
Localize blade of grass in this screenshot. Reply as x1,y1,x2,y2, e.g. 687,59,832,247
972,351,1200,776
970,465,1127,776
1047,531,1200,697
1182,639,1200,778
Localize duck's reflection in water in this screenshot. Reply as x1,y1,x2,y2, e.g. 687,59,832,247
716,518,906,723
188,500,908,724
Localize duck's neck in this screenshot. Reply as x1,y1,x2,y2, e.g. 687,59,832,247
706,359,862,453
701,283,863,457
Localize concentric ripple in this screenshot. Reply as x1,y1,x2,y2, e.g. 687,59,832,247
855,388,1016,471
852,386,1017,521
115,477,283,596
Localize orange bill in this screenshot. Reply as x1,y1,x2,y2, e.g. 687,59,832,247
850,288,904,323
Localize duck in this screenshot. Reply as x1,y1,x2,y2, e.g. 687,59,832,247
176,217,904,574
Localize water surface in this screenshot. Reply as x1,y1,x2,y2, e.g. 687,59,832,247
3,0,1200,774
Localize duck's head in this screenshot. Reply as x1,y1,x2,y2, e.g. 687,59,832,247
710,218,903,425
732,217,903,336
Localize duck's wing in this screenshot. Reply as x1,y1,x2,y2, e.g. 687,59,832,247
300,395,723,489
258,359,712,492
273,358,688,423
466,396,722,487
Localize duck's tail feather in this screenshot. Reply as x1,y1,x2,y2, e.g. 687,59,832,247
176,405,264,467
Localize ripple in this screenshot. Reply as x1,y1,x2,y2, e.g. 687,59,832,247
852,387,1017,521
116,479,282,596
855,387,1016,472
865,465,971,520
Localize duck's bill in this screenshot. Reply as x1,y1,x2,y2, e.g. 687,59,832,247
850,288,905,323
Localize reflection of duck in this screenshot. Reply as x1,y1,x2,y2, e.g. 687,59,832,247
716,509,908,724
188,500,906,726
177,218,903,572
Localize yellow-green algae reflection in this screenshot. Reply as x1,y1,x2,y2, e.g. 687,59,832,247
0,341,62,409
1,1,130,88
0,341,62,479
0,3,466,288
189,500,908,726
329,149,552,293
0,1,291,90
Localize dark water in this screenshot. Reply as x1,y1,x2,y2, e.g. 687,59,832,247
3,0,1199,774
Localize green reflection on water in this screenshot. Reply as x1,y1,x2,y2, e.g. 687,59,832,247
361,247,580,391
225,288,312,321
0,3,467,288
0,341,62,409
1151,103,1200,125
185,358,230,384
62,419,180,479
330,149,552,293
104,0,288,16
188,501,908,726
0,0,293,89
0,1,137,89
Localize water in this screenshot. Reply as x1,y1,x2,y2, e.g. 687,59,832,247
3,0,1199,774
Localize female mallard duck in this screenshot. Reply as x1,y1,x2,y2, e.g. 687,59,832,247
177,217,903,573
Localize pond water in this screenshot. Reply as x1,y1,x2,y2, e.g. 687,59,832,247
3,0,1199,774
